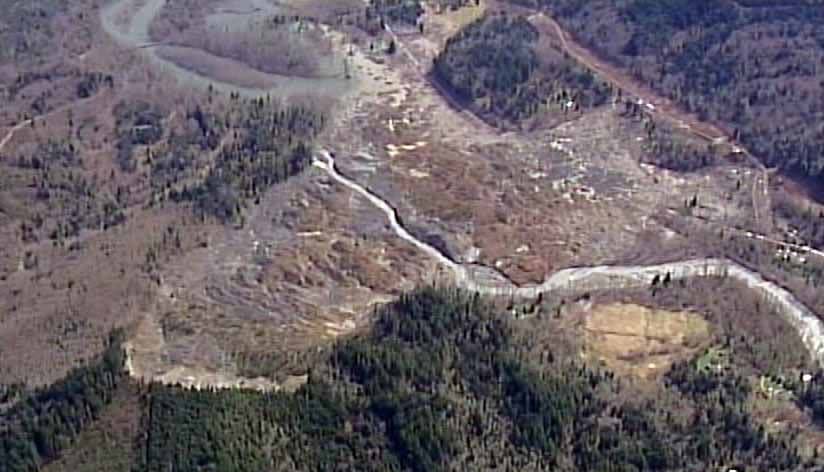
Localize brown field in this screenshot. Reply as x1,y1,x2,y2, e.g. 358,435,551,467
134,169,435,388
322,40,759,284
582,303,711,379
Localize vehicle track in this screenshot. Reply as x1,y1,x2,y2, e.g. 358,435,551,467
535,14,729,146
531,13,777,230
315,150,824,364
0,120,30,153
0,92,108,154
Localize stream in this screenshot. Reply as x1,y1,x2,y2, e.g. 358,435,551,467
315,150,824,365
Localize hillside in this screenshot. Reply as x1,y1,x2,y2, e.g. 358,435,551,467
5,287,824,471
7,1,824,470
433,13,610,127
510,0,824,183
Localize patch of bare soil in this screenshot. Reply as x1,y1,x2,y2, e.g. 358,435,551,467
125,313,300,391
322,37,757,285
582,303,711,379
146,168,435,381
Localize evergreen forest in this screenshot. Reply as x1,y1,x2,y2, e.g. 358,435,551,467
433,14,610,127
508,0,824,184
4,287,824,471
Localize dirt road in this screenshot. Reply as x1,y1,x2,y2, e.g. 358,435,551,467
527,13,781,235
752,167,774,234
530,14,730,144
0,120,30,153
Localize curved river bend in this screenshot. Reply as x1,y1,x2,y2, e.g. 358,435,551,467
100,0,350,98
314,151,824,365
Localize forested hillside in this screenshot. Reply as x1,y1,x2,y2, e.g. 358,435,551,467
433,14,610,127
6,287,824,471
0,332,127,471
164,98,323,223
123,287,824,470
510,0,824,183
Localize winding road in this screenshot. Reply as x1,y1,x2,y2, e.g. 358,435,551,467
314,151,824,365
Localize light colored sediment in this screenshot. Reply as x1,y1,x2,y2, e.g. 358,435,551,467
315,150,824,364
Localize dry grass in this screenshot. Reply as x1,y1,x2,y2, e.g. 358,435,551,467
140,169,435,385
331,63,748,284
582,303,711,379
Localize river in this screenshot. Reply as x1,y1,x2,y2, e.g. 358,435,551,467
315,150,824,366
99,0,824,369
99,0,352,98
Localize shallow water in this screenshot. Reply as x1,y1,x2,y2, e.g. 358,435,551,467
100,0,354,99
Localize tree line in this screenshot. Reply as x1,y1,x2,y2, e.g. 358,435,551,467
5,286,823,471
509,0,824,187
0,331,127,472
433,13,610,128
101,287,824,470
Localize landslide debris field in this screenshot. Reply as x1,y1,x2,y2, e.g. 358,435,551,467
7,0,824,469
2,0,824,426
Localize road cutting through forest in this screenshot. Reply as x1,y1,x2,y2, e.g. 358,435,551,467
528,13,776,228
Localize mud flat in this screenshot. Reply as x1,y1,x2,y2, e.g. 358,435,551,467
100,0,354,99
